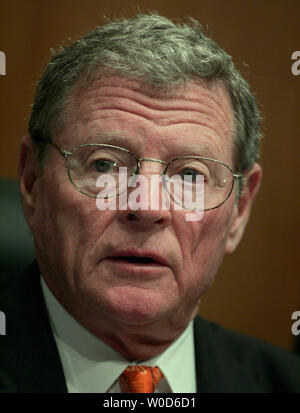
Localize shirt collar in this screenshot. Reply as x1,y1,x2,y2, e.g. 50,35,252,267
41,276,196,393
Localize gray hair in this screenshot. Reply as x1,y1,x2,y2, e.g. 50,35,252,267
28,12,262,176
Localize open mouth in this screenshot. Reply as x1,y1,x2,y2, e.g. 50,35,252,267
110,256,160,265
110,255,164,266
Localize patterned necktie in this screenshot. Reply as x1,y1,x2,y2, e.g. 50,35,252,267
119,365,164,393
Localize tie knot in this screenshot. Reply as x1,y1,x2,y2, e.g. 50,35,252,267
119,365,164,393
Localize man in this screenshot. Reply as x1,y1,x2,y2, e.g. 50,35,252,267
1,13,300,393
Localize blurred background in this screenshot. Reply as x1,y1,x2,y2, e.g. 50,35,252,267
0,0,299,351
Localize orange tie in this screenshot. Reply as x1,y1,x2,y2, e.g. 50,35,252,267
119,365,164,393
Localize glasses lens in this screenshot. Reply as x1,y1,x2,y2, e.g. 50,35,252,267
68,144,137,198
165,158,234,210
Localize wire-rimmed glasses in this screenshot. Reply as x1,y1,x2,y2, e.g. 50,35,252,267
50,142,243,211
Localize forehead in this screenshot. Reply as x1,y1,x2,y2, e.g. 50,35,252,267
62,76,235,163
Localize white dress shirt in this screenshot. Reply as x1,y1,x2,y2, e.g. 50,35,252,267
41,277,197,393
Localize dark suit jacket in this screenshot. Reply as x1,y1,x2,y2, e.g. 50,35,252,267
1,261,300,393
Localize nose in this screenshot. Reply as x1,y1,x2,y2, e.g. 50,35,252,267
117,159,172,231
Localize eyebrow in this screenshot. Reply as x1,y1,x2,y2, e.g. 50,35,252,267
177,144,216,158
78,131,226,162
83,131,130,144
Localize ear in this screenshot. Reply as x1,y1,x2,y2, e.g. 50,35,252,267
225,163,262,254
19,135,39,230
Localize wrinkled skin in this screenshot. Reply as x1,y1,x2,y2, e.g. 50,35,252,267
19,76,261,360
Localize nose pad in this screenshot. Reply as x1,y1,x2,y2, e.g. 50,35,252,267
117,171,172,228
125,172,166,211
121,159,166,210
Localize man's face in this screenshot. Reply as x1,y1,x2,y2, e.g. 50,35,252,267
24,76,244,339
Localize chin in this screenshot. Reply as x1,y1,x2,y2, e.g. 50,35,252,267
100,284,172,326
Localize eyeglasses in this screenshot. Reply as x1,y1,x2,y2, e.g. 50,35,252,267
50,142,243,211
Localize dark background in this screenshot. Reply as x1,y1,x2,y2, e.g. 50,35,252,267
0,0,299,350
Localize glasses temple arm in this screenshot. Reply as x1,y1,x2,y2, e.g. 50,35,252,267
233,173,244,180
49,142,71,158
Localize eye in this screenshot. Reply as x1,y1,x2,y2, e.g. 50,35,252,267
93,159,117,173
179,168,207,183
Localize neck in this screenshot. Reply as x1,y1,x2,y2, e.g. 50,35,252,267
79,307,198,361
42,276,198,361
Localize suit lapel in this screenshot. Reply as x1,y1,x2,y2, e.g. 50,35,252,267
193,315,263,392
0,261,68,393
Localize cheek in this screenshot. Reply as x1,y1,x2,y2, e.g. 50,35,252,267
175,206,233,293
33,172,117,276
38,166,114,230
